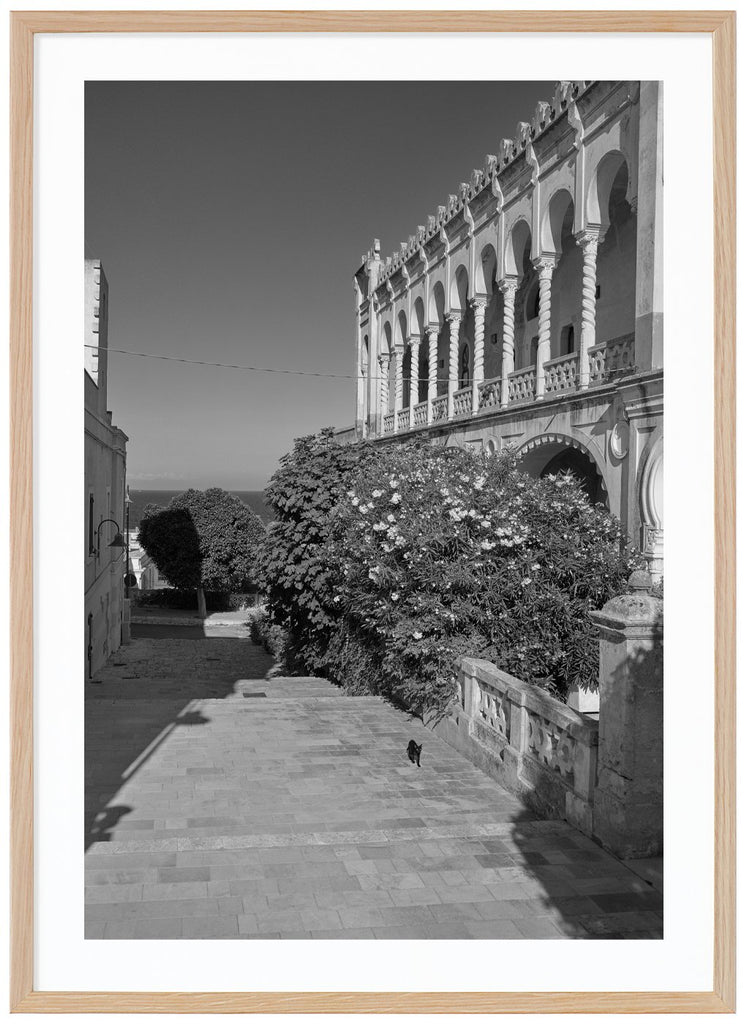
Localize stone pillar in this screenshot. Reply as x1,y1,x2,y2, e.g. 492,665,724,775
634,80,663,372
589,571,663,859
426,327,439,424
533,257,556,400
471,299,487,413
499,278,517,408
575,228,600,390
392,348,403,432
446,313,461,420
377,353,389,434
409,336,421,420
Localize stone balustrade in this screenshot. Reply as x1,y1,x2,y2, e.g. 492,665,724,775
382,411,395,435
453,386,472,418
431,394,447,423
477,377,501,410
543,353,579,394
412,401,428,427
397,407,411,432
588,333,635,384
507,367,537,404
437,658,598,835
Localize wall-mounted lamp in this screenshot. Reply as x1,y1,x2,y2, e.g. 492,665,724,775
96,518,125,557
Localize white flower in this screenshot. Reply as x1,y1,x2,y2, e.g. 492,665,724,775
389,479,399,489
372,489,383,498
391,593,399,602
531,562,541,571
373,521,387,532
481,519,491,529
351,496,360,506
412,631,423,640
474,475,486,490
480,540,496,551
390,493,401,505
387,513,396,523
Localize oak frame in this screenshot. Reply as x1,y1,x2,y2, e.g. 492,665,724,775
9,10,736,1014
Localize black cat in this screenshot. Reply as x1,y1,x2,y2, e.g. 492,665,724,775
407,740,422,767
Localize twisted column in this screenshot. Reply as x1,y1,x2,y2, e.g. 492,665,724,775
377,353,390,433
499,278,517,407
533,257,557,400
446,313,461,420
393,348,403,431
409,337,421,417
576,228,600,390
426,327,439,424
471,299,487,413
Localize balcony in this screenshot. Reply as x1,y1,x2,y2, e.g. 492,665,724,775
376,334,635,438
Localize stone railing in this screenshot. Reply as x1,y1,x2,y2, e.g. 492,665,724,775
397,408,411,432
412,401,428,427
478,377,501,410
431,394,448,423
382,411,395,434
508,366,536,404
439,658,598,835
544,352,579,394
453,386,472,418
588,333,635,384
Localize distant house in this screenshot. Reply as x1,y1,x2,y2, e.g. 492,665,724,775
126,529,169,590
84,259,128,677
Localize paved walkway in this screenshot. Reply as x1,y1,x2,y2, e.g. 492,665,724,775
85,636,663,940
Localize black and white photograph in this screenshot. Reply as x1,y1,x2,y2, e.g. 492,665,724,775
84,78,664,942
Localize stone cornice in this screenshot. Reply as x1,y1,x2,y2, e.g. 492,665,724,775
372,80,593,297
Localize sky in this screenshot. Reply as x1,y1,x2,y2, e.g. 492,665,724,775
85,80,552,491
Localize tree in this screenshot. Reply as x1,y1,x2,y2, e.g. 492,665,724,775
138,488,266,616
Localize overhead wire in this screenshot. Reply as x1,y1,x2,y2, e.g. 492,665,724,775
83,343,471,384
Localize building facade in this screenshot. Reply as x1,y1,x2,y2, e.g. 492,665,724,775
353,81,663,576
85,259,129,676
126,529,169,591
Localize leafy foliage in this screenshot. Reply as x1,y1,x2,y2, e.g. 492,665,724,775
138,488,266,594
258,432,642,716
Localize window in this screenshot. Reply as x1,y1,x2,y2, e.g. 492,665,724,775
460,345,470,388
88,493,95,555
561,324,575,355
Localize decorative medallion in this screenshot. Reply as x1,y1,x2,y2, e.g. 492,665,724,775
609,420,630,459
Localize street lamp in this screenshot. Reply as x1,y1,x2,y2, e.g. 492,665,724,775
95,518,126,557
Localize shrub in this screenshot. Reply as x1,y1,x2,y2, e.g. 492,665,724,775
259,432,642,717
256,427,378,671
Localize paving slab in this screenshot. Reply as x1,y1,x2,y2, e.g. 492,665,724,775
86,637,662,940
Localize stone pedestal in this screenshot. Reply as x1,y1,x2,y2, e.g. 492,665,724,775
589,573,663,858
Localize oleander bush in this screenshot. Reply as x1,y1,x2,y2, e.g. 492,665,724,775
258,430,642,717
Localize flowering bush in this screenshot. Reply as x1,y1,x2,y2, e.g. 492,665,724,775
259,431,641,716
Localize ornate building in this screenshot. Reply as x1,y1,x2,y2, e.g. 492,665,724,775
352,81,662,575
85,259,129,676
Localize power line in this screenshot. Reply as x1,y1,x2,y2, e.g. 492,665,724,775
83,343,470,384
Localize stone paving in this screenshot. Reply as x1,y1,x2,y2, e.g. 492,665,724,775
85,635,663,940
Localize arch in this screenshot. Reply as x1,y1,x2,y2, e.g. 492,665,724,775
382,320,393,355
428,280,445,325
474,242,498,297
586,150,628,232
515,433,609,508
411,296,425,337
396,309,408,349
540,188,574,256
360,334,369,374
504,218,532,278
450,262,469,313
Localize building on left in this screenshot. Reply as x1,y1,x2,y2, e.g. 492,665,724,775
84,259,129,677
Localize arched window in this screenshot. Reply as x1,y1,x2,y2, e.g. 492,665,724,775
561,324,575,355
527,282,540,321
460,345,470,388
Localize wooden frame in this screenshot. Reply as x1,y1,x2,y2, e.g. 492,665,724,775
9,10,735,1013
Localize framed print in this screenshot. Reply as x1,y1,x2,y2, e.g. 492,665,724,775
9,9,735,1013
